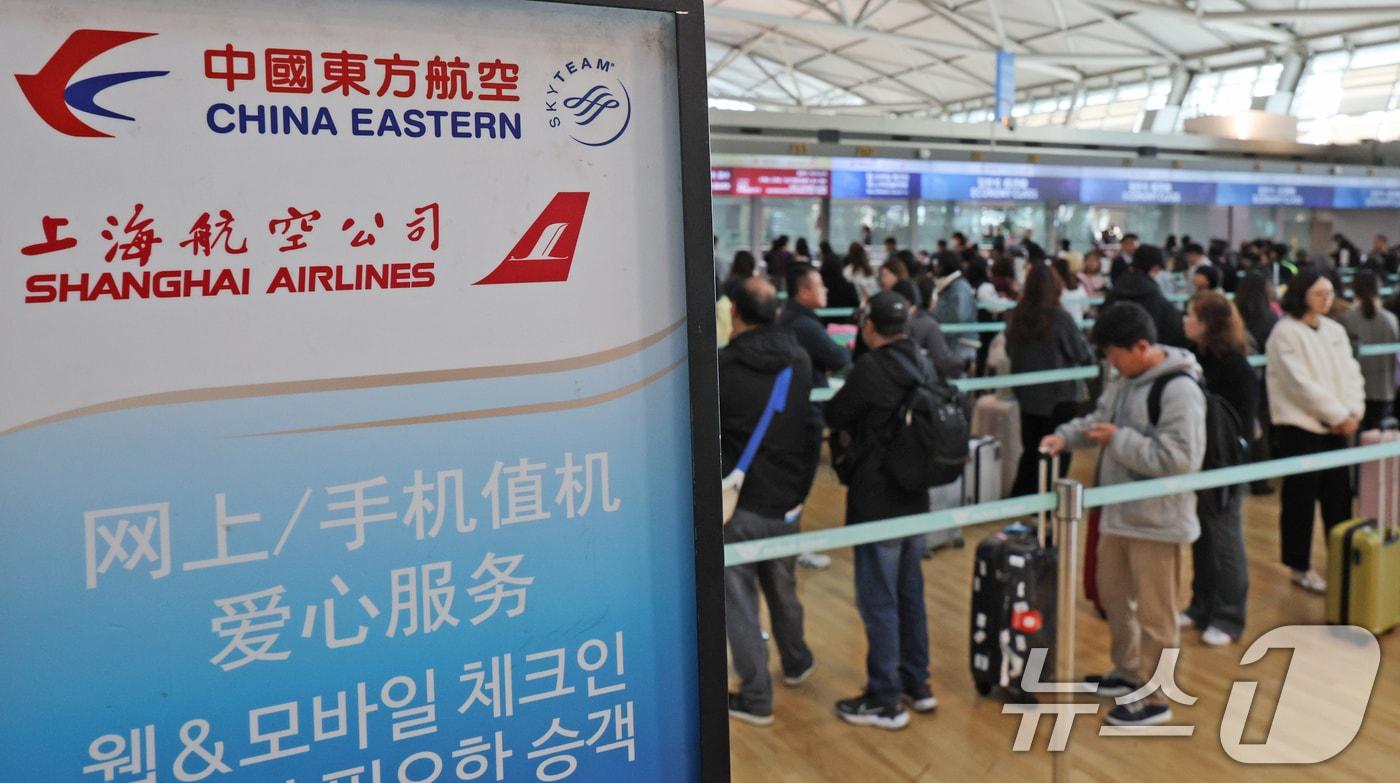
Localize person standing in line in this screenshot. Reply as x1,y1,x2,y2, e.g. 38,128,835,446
1005,263,1094,496
1103,245,1190,348
1078,249,1108,296
1109,233,1139,284
1337,270,1399,430
931,250,978,367
1053,255,1089,322
779,264,853,571
844,242,880,302
1234,272,1281,494
720,277,817,726
1180,292,1256,646
825,291,939,731
1042,302,1206,727
1265,268,1366,593
819,240,860,309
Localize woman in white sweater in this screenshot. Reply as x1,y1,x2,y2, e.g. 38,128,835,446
1265,268,1366,593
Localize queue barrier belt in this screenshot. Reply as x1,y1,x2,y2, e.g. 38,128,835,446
723,439,1400,566
808,343,1400,398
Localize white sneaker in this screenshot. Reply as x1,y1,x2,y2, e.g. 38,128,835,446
1177,612,1195,629
1291,569,1327,593
798,552,832,569
1200,627,1232,647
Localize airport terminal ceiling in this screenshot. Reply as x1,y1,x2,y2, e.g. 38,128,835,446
703,1,1400,145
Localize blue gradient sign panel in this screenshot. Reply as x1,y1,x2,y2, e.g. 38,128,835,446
1333,186,1400,209
831,168,918,199
1,1,703,781
920,173,1079,202
1215,182,1333,207
1078,177,1216,205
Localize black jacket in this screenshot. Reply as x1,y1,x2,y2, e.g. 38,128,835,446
1109,254,1131,284
1197,349,1258,430
777,301,851,388
1103,270,1190,348
825,338,930,524
719,326,816,518
908,310,966,380
851,310,964,381
1006,308,1094,417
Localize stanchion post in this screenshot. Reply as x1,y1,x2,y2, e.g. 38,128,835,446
1053,478,1084,783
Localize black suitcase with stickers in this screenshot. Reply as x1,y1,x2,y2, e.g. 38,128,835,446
969,455,1058,699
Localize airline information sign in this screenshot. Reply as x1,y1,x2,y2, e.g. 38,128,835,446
1,1,718,781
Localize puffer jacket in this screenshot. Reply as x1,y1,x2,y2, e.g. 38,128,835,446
1055,346,1206,544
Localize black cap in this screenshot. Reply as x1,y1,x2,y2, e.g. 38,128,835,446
863,290,909,334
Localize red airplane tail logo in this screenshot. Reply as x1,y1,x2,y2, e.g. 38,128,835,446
474,192,590,285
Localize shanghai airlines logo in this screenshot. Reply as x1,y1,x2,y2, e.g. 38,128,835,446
474,192,590,285
16,29,168,138
544,57,631,148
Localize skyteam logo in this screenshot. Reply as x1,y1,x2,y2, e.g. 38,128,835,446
544,57,631,148
16,29,168,138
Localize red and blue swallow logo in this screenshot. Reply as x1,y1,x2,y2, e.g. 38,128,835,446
16,29,168,138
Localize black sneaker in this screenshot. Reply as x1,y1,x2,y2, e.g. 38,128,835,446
782,659,816,687
835,694,910,730
1104,700,1172,726
901,684,938,713
727,692,773,727
1084,673,1139,698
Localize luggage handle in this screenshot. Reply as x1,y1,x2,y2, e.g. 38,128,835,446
1037,449,1061,548
1382,422,1398,540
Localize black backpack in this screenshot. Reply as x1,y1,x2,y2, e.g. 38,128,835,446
1148,370,1248,504
883,350,971,492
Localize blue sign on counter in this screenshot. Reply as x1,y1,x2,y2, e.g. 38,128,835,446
1078,177,1216,205
1215,182,1333,207
920,174,1080,202
1333,186,1400,209
831,169,918,199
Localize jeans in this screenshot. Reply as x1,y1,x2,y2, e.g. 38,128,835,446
1186,489,1248,637
724,508,812,713
1272,425,1353,572
853,535,929,706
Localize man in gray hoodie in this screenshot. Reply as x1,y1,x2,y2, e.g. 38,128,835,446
1042,302,1206,728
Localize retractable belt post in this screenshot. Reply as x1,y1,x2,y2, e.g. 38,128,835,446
1053,477,1084,783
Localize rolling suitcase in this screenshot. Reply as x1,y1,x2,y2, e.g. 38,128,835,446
970,394,1022,499
1326,424,1400,634
927,437,1001,552
1358,423,1400,522
926,477,965,552
970,454,1058,698
964,436,1004,505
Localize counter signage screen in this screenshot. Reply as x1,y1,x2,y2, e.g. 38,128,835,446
831,168,917,199
1333,186,1400,209
920,173,1079,202
731,167,830,197
1078,177,1216,205
711,167,735,195
1215,182,1333,208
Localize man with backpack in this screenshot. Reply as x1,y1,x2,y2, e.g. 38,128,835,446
1041,302,1206,728
720,277,817,727
826,290,968,730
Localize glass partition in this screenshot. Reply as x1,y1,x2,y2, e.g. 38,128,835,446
712,196,751,267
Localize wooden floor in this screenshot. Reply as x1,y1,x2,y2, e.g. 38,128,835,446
728,453,1400,783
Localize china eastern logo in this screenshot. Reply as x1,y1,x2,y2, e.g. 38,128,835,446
544,57,630,147
16,29,168,138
